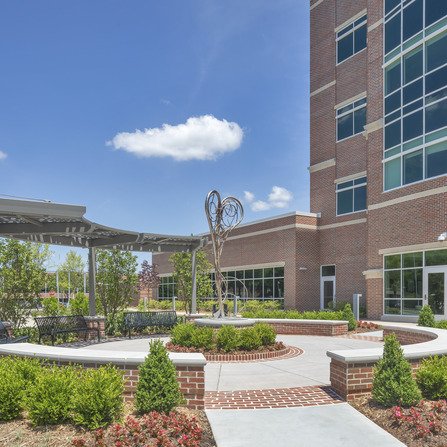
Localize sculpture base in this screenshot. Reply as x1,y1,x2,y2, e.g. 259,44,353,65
194,317,256,328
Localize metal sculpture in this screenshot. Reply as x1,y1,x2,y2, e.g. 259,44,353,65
205,190,244,318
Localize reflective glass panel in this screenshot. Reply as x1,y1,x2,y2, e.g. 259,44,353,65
425,0,447,27
353,185,367,211
403,0,423,42
426,141,447,178
403,149,423,184
426,98,447,133
403,268,423,298
426,249,447,266
385,270,401,298
337,189,353,215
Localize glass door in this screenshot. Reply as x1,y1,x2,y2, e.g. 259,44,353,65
423,267,447,316
320,276,336,309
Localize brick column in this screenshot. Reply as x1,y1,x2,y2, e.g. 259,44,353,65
365,276,383,319
84,316,106,339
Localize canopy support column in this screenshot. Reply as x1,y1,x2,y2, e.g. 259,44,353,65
191,249,198,315
88,247,97,316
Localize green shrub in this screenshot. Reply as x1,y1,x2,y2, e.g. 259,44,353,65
371,334,421,407
254,323,276,346
416,356,447,400
240,300,281,313
13,357,42,385
25,366,76,425
418,305,435,327
238,327,262,351
13,327,39,344
0,358,25,421
216,325,240,352
191,327,214,350
135,339,183,414
42,296,65,316
436,320,447,329
105,312,125,336
240,308,344,320
171,323,197,347
69,292,89,316
72,366,124,429
342,303,357,331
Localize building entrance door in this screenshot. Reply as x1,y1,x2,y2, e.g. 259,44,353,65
424,267,447,316
320,276,336,309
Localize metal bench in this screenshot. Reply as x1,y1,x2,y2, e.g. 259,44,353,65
0,321,29,344
34,315,100,345
123,311,177,338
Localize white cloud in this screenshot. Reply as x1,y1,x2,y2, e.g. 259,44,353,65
108,115,243,161
243,186,293,212
0,151,7,161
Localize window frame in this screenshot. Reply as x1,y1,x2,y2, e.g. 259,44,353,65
336,97,367,142
335,176,367,216
336,15,368,65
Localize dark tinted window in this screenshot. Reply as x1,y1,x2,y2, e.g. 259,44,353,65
426,33,447,73
337,113,353,140
403,0,423,42
353,186,367,211
403,79,423,104
385,120,401,149
403,110,423,142
404,47,423,84
354,107,366,134
385,13,401,54
321,265,335,277
337,189,353,215
403,99,423,116
386,0,400,14
426,142,447,178
337,34,353,63
354,25,367,52
386,91,401,115
426,98,447,133
425,0,447,27
426,65,447,94
403,150,423,184
386,61,401,94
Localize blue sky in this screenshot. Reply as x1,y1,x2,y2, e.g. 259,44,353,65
0,0,309,267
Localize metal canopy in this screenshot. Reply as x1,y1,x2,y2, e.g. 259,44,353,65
0,197,203,253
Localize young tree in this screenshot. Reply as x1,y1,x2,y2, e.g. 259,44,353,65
169,250,213,313
138,261,160,305
96,249,138,321
0,238,50,327
58,251,86,298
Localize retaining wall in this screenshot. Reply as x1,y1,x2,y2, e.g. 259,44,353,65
253,319,348,336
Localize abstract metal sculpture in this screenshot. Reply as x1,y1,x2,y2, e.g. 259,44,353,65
205,190,244,318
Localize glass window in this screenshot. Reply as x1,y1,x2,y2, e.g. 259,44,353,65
425,249,447,266
253,279,263,298
336,99,367,141
264,279,274,298
254,269,263,279
403,269,423,298
337,189,352,215
403,300,423,315
403,79,423,105
385,270,401,298
354,24,367,53
263,268,273,278
385,299,401,314
426,97,447,134
236,270,244,279
403,252,423,268
425,0,447,27
386,0,400,15
244,280,253,296
404,47,423,84
403,150,423,184
322,265,336,276
336,178,366,215
274,278,284,298
426,141,447,178
354,107,367,134
384,158,401,190
403,110,423,142
385,61,401,94
337,34,353,63
353,185,367,211
337,113,353,140
245,269,253,279
385,120,401,149
403,0,423,42
385,254,401,269
386,91,401,115
385,13,401,54
274,267,284,277
426,32,447,73
426,65,447,95
337,16,367,64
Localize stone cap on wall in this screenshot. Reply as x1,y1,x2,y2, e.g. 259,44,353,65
0,343,206,367
327,325,446,364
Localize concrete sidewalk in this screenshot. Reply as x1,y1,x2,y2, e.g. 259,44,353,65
206,404,404,447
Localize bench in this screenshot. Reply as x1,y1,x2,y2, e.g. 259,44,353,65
0,321,29,344
34,315,100,345
123,311,177,338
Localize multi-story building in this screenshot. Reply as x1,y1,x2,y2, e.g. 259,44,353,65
154,0,447,321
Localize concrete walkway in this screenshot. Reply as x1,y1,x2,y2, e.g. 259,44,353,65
206,404,405,447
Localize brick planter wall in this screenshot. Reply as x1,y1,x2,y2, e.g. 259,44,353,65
254,319,348,336
383,327,437,345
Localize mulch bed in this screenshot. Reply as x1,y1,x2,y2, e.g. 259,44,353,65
166,341,286,356
351,396,447,447
0,407,216,447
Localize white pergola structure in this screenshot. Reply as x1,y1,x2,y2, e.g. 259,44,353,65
0,197,204,315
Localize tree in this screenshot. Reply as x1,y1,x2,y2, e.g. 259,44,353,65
96,249,138,321
57,251,86,298
169,250,213,313
138,261,160,304
0,238,50,327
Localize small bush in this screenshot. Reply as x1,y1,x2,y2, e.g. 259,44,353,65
105,312,125,336
135,339,183,414
436,320,447,329
216,325,240,352
42,296,65,316
342,303,357,331
254,323,276,346
238,327,262,351
25,366,76,425
171,323,196,347
240,309,343,320
416,356,447,400
371,334,421,407
418,305,435,327
69,292,89,316
0,358,25,421
240,300,281,313
72,366,124,429
191,327,214,350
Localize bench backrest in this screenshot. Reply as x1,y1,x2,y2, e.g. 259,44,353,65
151,310,177,327
124,311,177,328
0,321,9,341
34,315,88,335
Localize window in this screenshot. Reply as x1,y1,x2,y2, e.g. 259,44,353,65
336,15,367,64
383,26,447,190
336,176,367,215
336,98,367,141
158,276,176,299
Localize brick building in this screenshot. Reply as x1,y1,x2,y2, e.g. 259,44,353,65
154,0,447,320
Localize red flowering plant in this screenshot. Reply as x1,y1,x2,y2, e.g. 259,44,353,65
72,412,202,447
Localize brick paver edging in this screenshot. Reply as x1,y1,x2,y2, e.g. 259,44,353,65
202,345,303,363
205,385,343,410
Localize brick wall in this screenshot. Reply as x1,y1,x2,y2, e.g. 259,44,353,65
259,320,348,336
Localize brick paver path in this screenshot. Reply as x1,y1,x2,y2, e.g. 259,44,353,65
205,385,343,410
